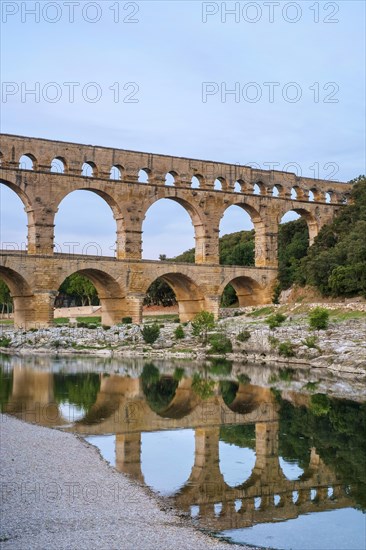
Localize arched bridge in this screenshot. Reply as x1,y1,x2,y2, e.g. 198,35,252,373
0,134,352,327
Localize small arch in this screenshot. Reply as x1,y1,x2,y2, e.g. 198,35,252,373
142,272,204,322
234,180,243,193
82,161,97,177
214,178,222,191
253,181,265,195
308,189,315,202
0,151,3,166
19,154,36,170
272,184,284,198
325,192,332,204
191,175,202,189
51,157,66,174
138,168,150,183
220,276,264,307
279,457,305,481
254,497,261,510
0,266,32,295
290,187,298,200
0,267,34,328
56,272,99,308
214,503,222,517
165,172,176,187
110,165,123,181
56,268,125,326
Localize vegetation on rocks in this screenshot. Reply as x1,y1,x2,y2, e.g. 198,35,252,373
309,307,329,330
191,311,215,343
142,323,160,344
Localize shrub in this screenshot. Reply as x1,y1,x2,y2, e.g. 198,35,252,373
309,307,329,330
302,335,318,348
102,325,111,331
191,311,215,343
208,333,233,354
142,323,160,344
278,341,296,357
272,283,281,304
267,312,287,329
237,330,251,342
121,316,133,324
174,325,185,340
0,336,11,348
268,335,279,348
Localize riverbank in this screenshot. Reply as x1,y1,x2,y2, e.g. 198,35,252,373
0,414,245,550
1,303,365,374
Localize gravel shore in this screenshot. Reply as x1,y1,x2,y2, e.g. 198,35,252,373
0,415,245,550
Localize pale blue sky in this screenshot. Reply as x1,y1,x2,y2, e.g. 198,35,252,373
1,1,365,257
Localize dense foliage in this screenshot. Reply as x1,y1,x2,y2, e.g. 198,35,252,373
53,373,100,412
141,363,178,413
0,281,12,315
296,176,366,297
58,274,99,307
278,395,366,510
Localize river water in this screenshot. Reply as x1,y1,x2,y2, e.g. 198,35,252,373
1,354,365,550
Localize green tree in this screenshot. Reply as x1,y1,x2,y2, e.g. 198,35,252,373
143,278,176,307
59,274,98,306
309,307,329,330
191,311,215,343
0,280,13,316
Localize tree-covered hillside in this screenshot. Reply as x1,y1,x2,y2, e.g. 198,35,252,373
295,175,366,297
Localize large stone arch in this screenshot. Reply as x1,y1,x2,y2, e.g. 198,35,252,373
54,187,126,258
219,275,270,307
219,201,268,267
0,266,34,328
0,178,34,251
279,206,319,245
141,194,208,263
56,267,126,326
142,271,205,322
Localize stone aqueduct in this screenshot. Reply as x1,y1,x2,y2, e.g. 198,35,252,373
0,134,353,328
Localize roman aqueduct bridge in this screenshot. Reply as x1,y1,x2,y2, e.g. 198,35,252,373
0,134,353,327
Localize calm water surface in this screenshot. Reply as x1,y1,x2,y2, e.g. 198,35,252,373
1,354,365,550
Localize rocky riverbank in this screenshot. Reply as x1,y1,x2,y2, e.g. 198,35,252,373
1,303,365,374
0,414,244,550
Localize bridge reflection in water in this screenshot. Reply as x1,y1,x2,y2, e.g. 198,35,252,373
3,366,358,533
